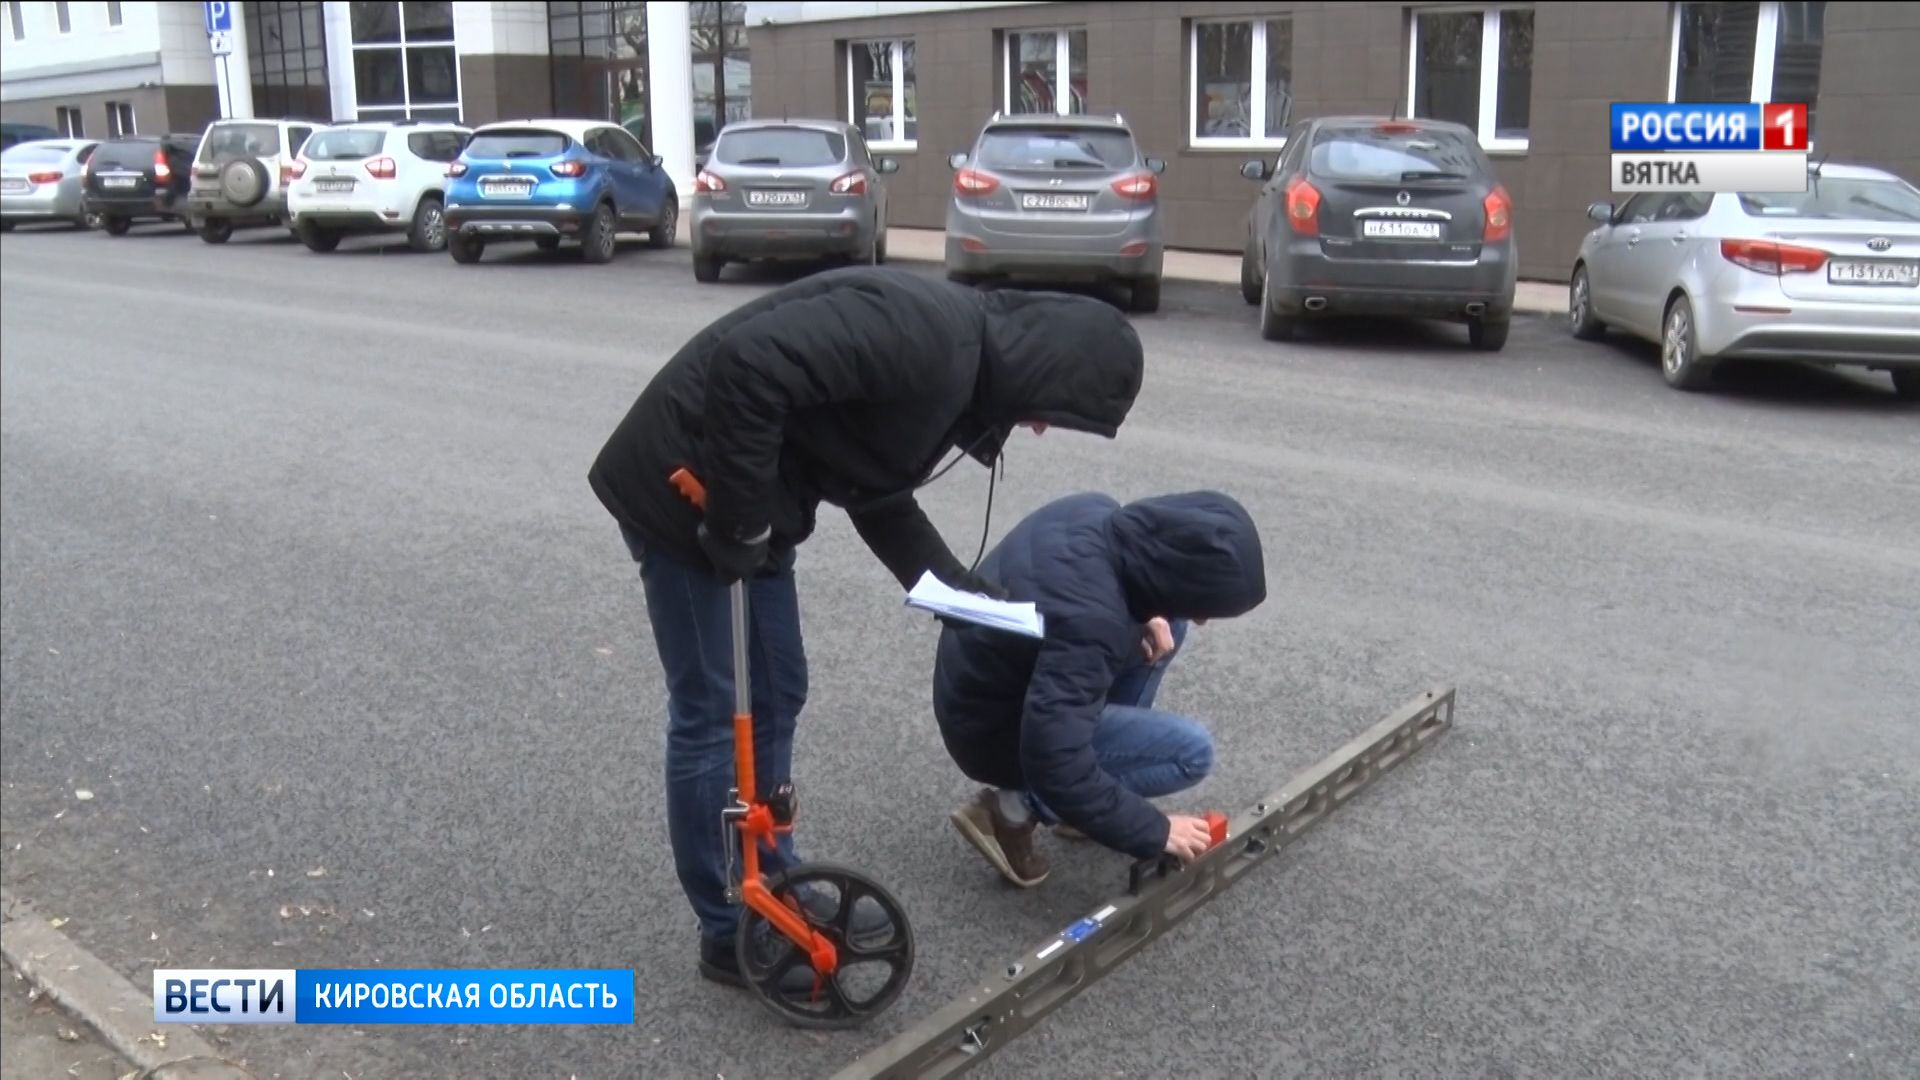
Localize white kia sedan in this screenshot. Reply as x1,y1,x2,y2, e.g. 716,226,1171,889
1568,164,1920,398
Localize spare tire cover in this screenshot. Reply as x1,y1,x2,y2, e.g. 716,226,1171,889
220,159,268,207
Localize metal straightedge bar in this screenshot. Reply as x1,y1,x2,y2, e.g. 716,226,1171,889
829,686,1456,1080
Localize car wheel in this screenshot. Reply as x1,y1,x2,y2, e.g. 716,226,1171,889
1468,316,1510,351
103,216,131,237
693,252,723,283
408,197,446,253
1258,268,1295,342
1890,369,1920,401
1660,294,1713,391
198,218,233,244
1130,275,1162,315
298,222,341,253
583,203,617,264
875,225,888,265
647,197,677,249
1240,239,1262,306
448,231,483,264
1569,265,1606,340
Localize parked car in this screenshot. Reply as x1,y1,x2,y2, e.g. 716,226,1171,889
1571,164,1920,399
286,120,469,253
1,121,61,151
443,119,679,265
689,118,897,282
187,117,323,244
82,134,201,235
1240,116,1517,349
1,139,99,230
944,112,1167,313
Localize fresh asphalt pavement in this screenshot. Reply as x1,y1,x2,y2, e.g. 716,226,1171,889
1,222,1915,1080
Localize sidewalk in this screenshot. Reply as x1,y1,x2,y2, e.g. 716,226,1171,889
3,959,139,1080
875,226,1567,315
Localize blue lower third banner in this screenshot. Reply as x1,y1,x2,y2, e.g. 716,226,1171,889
154,969,635,1024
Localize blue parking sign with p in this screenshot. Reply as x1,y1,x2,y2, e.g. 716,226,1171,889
205,1,232,33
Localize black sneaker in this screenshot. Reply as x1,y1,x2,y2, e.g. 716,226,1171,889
698,932,819,994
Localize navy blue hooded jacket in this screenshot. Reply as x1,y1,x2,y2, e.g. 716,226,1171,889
931,491,1268,857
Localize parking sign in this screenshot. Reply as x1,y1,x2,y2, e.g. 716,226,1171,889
205,1,232,34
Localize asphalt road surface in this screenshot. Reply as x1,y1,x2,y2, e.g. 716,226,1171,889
3,222,1916,1080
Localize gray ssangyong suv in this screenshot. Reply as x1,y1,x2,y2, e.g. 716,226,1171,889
944,112,1167,313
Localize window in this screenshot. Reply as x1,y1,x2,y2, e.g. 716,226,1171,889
1191,17,1294,147
1005,28,1086,115
54,1,70,33
1407,7,1533,151
107,100,134,136
106,1,121,27
7,2,22,40
56,106,83,137
1671,2,1827,138
549,3,650,149
349,1,460,122
245,3,330,122
690,2,750,152
848,38,916,147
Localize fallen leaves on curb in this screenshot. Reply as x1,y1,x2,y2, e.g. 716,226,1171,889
74,790,94,801
306,867,327,878
56,1027,80,1042
47,917,68,929
135,1031,167,1049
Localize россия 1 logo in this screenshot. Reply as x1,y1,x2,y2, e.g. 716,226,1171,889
1608,102,1810,194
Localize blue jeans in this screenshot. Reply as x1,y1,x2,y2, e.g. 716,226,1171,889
1015,618,1214,825
624,526,805,944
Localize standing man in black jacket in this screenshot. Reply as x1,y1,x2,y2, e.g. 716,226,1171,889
588,266,1145,985
932,490,1267,887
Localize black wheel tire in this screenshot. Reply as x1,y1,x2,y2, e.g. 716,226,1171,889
1240,239,1262,305
734,862,913,1031
1660,294,1714,391
1890,369,1920,401
874,226,888,265
583,203,617,264
1469,317,1510,351
1258,269,1295,342
78,211,103,230
1569,265,1606,340
448,231,483,264
198,219,233,245
298,223,340,252
535,236,561,252
407,196,446,253
1131,275,1162,314
647,196,678,249
692,252,723,283
103,216,131,237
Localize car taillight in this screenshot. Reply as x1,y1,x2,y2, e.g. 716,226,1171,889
288,159,307,180
1720,238,1828,275
364,156,397,180
830,171,866,195
1285,175,1320,236
152,149,172,181
446,161,468,177
695,169,727,193
954,168,999,196
1483,183,1512,242
1375,122,1420,134
1111,172,1157,200
27,170,63,184
551,160,586,178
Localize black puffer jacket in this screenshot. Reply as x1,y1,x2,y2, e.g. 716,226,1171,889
931,491,1268,857
588,267,1145,587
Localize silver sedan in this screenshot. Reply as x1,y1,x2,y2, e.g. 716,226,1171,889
1569,163,1920,399
1,139,100,230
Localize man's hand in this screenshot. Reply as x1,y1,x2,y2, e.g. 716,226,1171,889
697,523,770,583
1162,814,1214,862
1140,617,1176,663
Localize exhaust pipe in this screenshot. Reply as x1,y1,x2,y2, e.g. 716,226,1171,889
1465,302,1487,316
1304,296,1328,311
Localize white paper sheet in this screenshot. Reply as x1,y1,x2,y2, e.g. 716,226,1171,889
905,571,1045,638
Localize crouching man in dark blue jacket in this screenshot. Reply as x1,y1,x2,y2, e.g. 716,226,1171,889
931,490,1267,886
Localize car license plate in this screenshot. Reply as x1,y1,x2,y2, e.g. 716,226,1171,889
1827,259,1918,286
479,177,533,198
314,178,355,193
747,190,807,207
1362,220,1442,240
1020,193,1090,211
0,178,27,192
103,176,138,190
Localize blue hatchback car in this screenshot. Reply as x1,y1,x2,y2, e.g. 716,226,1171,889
443,119,678,264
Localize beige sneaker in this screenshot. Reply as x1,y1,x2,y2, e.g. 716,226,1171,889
950,789,1049,887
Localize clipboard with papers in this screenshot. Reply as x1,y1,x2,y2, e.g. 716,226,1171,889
905,571,1045,639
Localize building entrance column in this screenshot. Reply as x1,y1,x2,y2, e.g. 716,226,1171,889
645,1,695,208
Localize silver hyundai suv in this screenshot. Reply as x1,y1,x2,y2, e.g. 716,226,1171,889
944,112,1167,313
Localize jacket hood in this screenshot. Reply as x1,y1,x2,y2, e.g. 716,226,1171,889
966,290,1144,461
1108,491,1267,622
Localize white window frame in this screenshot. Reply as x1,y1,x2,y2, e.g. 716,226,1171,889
846,38,916,150
108,100,135,136
346,2,463,122
56,105,83,137
1405,5,1532,154
1189,17,1295,150
1666,1,1799,105
1003,27,1083,116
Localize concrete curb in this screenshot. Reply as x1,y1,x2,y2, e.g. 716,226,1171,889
0,888,251,1079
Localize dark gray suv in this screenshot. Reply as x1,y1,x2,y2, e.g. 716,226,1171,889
1240,117,1517,349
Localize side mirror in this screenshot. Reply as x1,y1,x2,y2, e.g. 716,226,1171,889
1144,156,1167,175
948,151,968,170
1241,159,1269,182
650,154,665,169
1587,201,1615,223
876,157,900,174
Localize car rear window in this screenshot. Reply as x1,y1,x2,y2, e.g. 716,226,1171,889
91,140,160,170
2,144,72,164
303,129,385,161
977,126,1135,171
1309,124,1484,182
465,130,569,159
1738,178,1920,223
199,123,282,161
714,127,846,167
